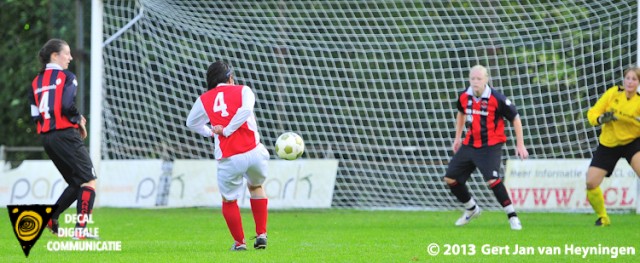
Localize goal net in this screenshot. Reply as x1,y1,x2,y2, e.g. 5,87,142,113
100,0,638,209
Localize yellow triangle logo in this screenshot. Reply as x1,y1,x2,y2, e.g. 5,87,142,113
6,204,58,258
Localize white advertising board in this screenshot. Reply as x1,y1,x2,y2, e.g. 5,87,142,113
0,159,339,209
505,159,637,211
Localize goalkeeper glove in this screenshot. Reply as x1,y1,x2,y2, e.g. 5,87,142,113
597,112,617,124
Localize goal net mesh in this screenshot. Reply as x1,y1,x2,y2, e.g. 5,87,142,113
101,0,638,209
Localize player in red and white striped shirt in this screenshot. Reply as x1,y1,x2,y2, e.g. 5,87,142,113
444,65,529,230
186,61,269,251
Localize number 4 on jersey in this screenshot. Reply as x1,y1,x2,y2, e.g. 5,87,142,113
39,91,51,119
213,92,229,117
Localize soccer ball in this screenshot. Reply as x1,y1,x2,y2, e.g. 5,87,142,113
275,132,305,160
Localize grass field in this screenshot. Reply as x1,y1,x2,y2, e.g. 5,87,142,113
0,208,638,262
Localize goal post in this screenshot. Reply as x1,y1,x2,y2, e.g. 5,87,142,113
90,0,103,175
95,0,639,210
638,1,640,66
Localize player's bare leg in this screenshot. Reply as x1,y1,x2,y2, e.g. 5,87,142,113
628,151,640,181
487,178,521,230
444,177,481,226
586,167,609,226
248,184,268,249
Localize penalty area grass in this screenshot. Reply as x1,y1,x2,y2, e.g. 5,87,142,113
0,208,637,262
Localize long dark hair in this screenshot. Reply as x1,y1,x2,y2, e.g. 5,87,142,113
38,39,68,74
206,61,233,90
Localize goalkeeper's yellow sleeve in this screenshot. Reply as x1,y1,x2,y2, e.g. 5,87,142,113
587,86,640,147
587,87,616,126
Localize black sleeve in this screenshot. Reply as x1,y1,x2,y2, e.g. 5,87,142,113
456,94,464,113
496,92,518,122
61,72,81,124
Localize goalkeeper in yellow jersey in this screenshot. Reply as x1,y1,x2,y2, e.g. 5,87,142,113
586,66,640,226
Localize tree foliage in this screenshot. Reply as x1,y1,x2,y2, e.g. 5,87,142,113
0,0,89,163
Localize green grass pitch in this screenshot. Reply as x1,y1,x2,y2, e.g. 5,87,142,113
0,208,638,262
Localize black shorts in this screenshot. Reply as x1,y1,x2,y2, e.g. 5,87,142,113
444,143,503,183
589,138,640,177
42,128,97,187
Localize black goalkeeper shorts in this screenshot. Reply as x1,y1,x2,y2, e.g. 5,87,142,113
589,137,640,177
42,128,97,187
444,143,504,183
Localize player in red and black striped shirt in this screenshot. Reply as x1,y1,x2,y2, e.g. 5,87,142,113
444,65,529,230
28,39,98,239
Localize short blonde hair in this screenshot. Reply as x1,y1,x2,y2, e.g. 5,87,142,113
470,65,489,78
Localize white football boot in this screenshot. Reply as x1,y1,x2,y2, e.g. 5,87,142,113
455,206,481,226
509,216,522,230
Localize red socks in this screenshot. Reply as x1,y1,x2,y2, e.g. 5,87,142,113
75,186,95,229
222,199,269,245
222,201,245,245
250,198,268,235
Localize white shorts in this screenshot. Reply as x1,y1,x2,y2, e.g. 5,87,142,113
217,143,270,201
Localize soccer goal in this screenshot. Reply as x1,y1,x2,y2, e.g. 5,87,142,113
93,0,639,209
